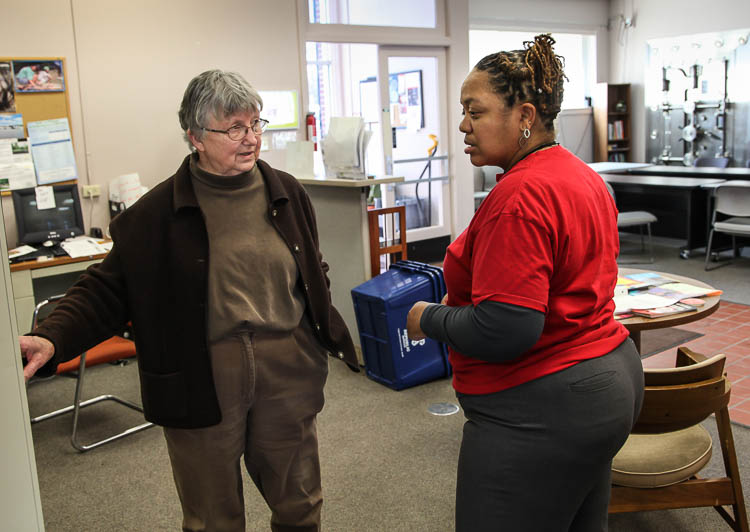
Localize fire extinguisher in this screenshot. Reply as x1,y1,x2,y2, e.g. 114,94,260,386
306,112,317,151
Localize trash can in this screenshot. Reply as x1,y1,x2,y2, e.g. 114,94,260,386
351,261,450,390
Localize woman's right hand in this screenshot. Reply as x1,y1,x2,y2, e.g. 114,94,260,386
19,336,55,381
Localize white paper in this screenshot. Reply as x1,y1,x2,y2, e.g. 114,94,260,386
8,244,36,260
613,293,680,314
35,186,55,209
0,138,36,190
59,236,108,258
285,141,314,179
27,118,78,184
117,173,143,208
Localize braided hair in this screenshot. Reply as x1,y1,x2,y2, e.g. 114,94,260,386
474,34,567,131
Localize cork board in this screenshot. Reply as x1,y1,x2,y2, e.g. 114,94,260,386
0,56,74,195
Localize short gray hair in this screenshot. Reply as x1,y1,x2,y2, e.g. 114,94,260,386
178,69,263,146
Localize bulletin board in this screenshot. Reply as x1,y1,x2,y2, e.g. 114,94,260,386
0,56,74,196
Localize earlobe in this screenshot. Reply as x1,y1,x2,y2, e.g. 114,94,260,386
187,129,204,152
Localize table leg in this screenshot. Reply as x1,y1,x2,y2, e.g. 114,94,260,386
630,330,642,354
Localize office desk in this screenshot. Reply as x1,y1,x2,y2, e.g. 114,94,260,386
626,165,750,180
617,268,720,354
296,176,404,355
10,254,106,334
601,174,725,258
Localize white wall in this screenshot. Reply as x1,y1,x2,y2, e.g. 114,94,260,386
608,0,750,162
1,0,302,247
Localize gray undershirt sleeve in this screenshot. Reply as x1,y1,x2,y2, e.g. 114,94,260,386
420,300,545,363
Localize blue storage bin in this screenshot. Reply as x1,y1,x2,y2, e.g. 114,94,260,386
351,265,450,390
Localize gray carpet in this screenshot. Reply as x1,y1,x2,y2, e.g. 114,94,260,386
640,328,703,358
29,354,750,531
27,237,750,530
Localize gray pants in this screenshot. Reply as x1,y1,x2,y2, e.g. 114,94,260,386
455,338,644,532
163,320,329,532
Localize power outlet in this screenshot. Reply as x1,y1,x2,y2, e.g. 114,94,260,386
82,184,101,198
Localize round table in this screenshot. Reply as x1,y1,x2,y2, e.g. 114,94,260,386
617,268,721,354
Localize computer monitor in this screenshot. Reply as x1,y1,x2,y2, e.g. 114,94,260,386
12,183,85,245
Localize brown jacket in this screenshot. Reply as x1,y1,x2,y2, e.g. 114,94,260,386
34,156,358,428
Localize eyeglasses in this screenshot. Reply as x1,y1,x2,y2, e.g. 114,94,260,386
201,118,269,141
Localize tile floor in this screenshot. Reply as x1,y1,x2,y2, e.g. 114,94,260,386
642,300,750,427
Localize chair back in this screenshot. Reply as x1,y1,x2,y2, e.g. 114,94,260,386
694,156,730,168
715,184,750,217
367,206,407,277
634,349,729,434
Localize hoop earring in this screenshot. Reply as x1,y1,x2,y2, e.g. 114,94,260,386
518,127,531,148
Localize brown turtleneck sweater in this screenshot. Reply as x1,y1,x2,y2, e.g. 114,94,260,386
190,154,305,343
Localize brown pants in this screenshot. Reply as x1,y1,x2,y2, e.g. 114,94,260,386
163,322,329,532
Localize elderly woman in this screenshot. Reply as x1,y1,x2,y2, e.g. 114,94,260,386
406,35,644,531
21,69,358,532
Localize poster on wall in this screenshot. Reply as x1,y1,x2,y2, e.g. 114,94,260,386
388,70,424,130
258,90,299,130
0,61,15,112
27,117,78,184
0,113,24,139
12,59,65,93
0,138,36,191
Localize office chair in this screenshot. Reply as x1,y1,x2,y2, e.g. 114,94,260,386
705,181,750,271
367,206,407,278
609,346,748,531
694,156,730,168
28,295,154,452
604,180,658,264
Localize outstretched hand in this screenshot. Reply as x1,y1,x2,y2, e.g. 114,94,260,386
19,336,55,381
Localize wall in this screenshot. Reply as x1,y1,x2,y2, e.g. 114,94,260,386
0,202,44,531
1,0,301,248
608,0,750,162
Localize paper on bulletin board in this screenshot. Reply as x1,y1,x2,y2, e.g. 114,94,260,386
0,113,25,139
0,138,36,191
35,185,55,209
258,90,299,130
27,117,78,185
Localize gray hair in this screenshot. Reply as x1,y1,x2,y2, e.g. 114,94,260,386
178,69,263,147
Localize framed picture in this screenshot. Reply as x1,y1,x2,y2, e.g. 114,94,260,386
0,62,15,112
388,70,423,129
12,59,65,93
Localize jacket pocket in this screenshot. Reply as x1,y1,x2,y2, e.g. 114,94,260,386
139,369,189,421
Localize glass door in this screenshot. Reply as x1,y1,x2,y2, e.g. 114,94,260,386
377,46,450,242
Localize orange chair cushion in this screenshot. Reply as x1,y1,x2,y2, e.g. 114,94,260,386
56,336,136,374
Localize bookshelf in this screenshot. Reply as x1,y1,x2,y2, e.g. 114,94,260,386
593,83,631,163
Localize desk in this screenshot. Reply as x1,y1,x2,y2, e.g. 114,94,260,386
296,176,404,356
601,174,724,258
617,268,720,354
10,254,106,334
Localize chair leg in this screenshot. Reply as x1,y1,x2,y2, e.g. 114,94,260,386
714,407,749,532
31,352,155,452
646,223,654,264
705,229,718,271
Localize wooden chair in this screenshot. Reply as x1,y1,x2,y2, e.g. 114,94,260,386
29,295,154,452
367,206,407,278
609,346,748,531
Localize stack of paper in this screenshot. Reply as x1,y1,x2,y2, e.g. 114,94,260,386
320,117,372,179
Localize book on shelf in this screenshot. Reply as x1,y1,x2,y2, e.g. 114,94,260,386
608,120,625,141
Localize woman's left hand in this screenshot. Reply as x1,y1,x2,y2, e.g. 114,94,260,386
406,301,431,340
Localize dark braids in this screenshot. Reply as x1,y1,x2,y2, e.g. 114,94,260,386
474,34,567,131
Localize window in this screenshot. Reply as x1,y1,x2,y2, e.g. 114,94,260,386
469,30,596,110
309,0,436,28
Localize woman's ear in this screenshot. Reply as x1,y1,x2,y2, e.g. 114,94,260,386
518,102,538,130
187,129,204,152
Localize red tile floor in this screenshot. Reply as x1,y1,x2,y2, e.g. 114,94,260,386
642,300,750,427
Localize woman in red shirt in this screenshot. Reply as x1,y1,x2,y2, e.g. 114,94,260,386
407,34,643,531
